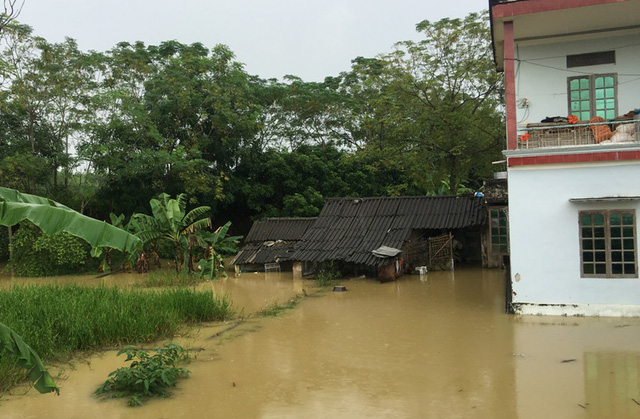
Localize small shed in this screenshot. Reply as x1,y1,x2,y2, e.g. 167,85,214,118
289,195,487,280
231,217,316,272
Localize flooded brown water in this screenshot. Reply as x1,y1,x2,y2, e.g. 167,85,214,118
1,268,640,418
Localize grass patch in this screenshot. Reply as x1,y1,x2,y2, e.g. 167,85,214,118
0,285,235,362
255,295,303,317
136,271,207,288
0,354,24,395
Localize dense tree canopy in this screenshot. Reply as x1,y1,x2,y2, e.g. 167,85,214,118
0,11,504,237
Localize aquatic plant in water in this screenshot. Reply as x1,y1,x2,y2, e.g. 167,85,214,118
95,343,190,406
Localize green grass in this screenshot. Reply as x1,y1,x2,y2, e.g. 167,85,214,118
136,271,207,288
255,296,302,317
0,285,235,362
0,354,24,394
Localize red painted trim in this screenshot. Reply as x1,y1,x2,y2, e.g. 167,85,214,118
492,0,627,18
504,21,517,150
507,150,640,167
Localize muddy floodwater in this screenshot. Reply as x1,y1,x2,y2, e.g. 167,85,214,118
2,268,640,418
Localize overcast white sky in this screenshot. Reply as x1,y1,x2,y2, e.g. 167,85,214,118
18,0,486,82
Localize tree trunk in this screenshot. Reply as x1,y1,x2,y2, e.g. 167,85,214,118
448,155,457,195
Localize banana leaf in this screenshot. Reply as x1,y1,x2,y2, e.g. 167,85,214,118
0,187,142,255
0,322,59,395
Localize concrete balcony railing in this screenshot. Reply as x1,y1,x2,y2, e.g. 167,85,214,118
517,119,639,150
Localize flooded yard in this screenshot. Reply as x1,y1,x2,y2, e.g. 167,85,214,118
1,268,640,418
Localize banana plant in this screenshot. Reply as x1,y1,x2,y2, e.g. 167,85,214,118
132,193,211,273
195,221,242,279
0,187,142,256
0,322,59,395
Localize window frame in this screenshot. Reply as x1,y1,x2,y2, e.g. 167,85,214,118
567,73,618,121
490,206,509,255
579,209,638,279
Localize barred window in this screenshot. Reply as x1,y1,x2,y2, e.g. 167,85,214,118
490,207,508,255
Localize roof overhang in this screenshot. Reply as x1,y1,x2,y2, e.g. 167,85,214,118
570,196,640,202
490,0,640,71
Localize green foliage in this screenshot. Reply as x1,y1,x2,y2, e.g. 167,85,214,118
132,193,211,273
315,262,342,287
0,322,59,395
95,343,190,406
195,221,242,279
0,285,234,361
0,227,9,262
0,354,24,395
0,187,143,258
341,11,504,195
229,144,397,222
7,222,90,276
0,13,504,231
256,297,302,317
137,271,205,288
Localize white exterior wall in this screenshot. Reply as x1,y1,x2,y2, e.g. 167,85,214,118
508,156,640,316
514,35,640,128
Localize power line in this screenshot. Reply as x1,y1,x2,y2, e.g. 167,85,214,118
509,58,640,77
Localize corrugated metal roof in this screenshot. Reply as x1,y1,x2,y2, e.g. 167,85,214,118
290,195,487,267
233,217,316,265
232,241,299,265
244,217,316,242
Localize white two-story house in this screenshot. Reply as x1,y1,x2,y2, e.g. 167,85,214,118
490,0,640,316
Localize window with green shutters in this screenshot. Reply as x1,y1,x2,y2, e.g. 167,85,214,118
490,207,508,255
568,74,617,121
580,210,637,278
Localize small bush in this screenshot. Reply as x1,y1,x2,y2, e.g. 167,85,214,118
315,262,341,287
95,343,190,406
7,222,93,276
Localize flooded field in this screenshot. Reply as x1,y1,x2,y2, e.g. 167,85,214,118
1,268,640,418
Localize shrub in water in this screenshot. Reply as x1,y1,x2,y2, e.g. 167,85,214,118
95,343,189,406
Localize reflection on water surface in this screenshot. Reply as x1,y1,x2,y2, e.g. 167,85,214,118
1,268,639,418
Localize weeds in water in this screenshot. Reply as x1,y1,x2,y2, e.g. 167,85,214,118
256,296,302,317
315,262,341,287
95,343,190,406
0,353,23,395
137,271,206,288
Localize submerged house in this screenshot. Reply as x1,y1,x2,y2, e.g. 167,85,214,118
490,0,640,316
289,196,487,281
231,217,316,272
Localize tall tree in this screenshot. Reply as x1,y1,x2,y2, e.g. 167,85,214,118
81,41,264,217
347,11,505,195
